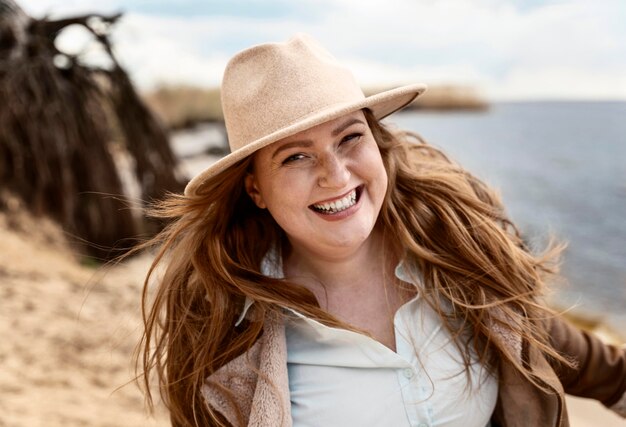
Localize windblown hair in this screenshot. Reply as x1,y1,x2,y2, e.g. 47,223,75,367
137,109,571,426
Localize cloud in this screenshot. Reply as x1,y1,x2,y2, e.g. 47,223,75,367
19,0,119,18
110,13,310,88
17,0,626,100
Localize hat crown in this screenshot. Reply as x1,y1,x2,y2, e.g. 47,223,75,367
221,34,364,152
184,34,425,196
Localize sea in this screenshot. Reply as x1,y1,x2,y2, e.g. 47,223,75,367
172,102,626,332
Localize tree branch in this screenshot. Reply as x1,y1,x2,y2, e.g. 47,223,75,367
30,12,122,41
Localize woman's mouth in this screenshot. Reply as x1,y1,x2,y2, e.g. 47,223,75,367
309,186,363,214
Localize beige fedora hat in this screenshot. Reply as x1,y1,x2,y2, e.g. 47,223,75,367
184,33,427,196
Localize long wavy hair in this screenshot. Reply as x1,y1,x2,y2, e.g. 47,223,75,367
136,109,571,426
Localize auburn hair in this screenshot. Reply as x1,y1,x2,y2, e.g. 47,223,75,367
136,109,571,426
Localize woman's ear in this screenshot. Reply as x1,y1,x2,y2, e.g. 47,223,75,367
244,173,267,209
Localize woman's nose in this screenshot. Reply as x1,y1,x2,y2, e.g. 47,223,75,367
318,153,350,188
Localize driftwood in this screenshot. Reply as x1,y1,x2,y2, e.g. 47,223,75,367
0,0,184,260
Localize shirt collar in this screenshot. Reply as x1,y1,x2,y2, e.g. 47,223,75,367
234,244,283,327
234,248,421,327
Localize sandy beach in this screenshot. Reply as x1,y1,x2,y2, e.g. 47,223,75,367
1,207,624,426
0,209,168,426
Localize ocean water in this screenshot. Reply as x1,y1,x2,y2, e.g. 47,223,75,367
391,102,626,331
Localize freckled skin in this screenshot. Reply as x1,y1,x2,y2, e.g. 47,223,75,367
245,110,388,261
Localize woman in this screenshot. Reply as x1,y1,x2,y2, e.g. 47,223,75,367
138,34,626,427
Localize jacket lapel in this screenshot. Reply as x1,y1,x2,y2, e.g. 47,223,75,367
248,319,292,426
490,323,566,427
202,319,292,427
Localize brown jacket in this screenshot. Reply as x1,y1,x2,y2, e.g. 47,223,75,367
203,315,626,427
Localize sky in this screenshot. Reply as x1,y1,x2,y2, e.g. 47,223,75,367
18,0,626,101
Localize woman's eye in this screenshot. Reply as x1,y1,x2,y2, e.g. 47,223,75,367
341,132,362,144
282,153,307,165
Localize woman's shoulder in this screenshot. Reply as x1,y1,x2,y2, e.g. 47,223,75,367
546,316,626,414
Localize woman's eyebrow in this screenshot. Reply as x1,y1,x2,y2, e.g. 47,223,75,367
271,118,365,160
331,118,365,137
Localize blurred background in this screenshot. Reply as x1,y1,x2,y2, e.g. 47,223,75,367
1,0,625,425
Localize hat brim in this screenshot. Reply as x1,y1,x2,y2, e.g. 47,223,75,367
184,83,427,196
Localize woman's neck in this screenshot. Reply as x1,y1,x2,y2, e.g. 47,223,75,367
283,227,398,308
283,227,412,351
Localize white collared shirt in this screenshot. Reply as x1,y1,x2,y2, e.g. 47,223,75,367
237,256,498,427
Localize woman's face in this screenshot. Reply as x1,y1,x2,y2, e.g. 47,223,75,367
245,110,388,260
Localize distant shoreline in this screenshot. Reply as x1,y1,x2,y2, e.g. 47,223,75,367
143,84,489,130
143,84,626,132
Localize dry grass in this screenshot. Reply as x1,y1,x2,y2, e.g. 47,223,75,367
410,84,489,110
364,84,489,111
143,85,222,129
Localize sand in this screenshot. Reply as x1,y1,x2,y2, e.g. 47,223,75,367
0,208,168,426
1,207,624,426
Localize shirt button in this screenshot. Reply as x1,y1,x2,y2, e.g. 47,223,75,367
402,368,414,379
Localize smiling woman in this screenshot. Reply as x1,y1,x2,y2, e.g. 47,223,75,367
245,111,388,260
136,34,626,427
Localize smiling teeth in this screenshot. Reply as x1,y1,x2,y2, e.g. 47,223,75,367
313,189,357,213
